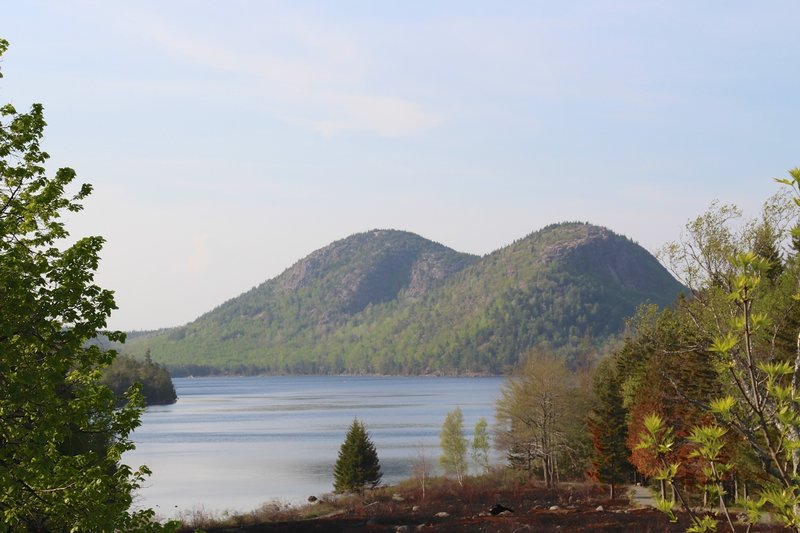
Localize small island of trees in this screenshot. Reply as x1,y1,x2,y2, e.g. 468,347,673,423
101,351,177,406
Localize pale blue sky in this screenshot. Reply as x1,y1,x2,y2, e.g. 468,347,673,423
3,1,799,330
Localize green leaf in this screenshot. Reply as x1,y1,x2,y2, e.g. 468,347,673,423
710,334,737,355
687,515,718,532
655,498,677,522
709,396,736,416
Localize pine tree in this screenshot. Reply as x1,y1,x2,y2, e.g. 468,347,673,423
333,418,382,493
587,359,632,499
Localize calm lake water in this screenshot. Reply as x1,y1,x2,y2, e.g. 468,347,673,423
124,376,505,516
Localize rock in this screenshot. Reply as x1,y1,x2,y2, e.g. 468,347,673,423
499,510,512,516
549,505,560,511
395,526,410,533
434,511,450,518
411,505,420,512
596,505,604,512
489,504,514,515
392,493,405,502
307,495,318,503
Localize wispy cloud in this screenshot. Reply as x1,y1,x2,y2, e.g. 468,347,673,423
311,93,442,137
132,13,442,138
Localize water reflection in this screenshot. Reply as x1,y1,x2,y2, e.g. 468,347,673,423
125,375,503,516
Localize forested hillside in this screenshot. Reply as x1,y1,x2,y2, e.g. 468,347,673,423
124,224,684,374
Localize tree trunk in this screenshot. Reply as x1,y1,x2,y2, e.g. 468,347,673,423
527,450,534,478
554,455,560,486
542,455,555,488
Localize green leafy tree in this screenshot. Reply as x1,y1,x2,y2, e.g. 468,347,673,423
471,417,490,474
439,406,468,486
495,353,581,487
0,39,171,531
333,418,382,493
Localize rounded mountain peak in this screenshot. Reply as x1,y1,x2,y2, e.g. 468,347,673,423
274,229,477,315
507,221,681,300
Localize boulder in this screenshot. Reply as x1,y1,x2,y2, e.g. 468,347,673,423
489,504,514,515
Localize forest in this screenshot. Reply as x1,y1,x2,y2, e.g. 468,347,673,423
578,179,800,530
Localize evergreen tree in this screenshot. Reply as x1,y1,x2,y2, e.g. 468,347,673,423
333,418,382,493
439,406,468,486
588,359,632,499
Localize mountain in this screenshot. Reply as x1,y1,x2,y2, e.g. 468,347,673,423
123,223,684,375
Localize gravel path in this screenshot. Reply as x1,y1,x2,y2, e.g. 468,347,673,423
628,484,658,508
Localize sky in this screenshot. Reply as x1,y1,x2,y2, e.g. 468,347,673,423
2,1,799,331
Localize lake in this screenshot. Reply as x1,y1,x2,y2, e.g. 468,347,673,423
124,375,505,517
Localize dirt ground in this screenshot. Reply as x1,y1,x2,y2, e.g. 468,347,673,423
194,481,792,533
